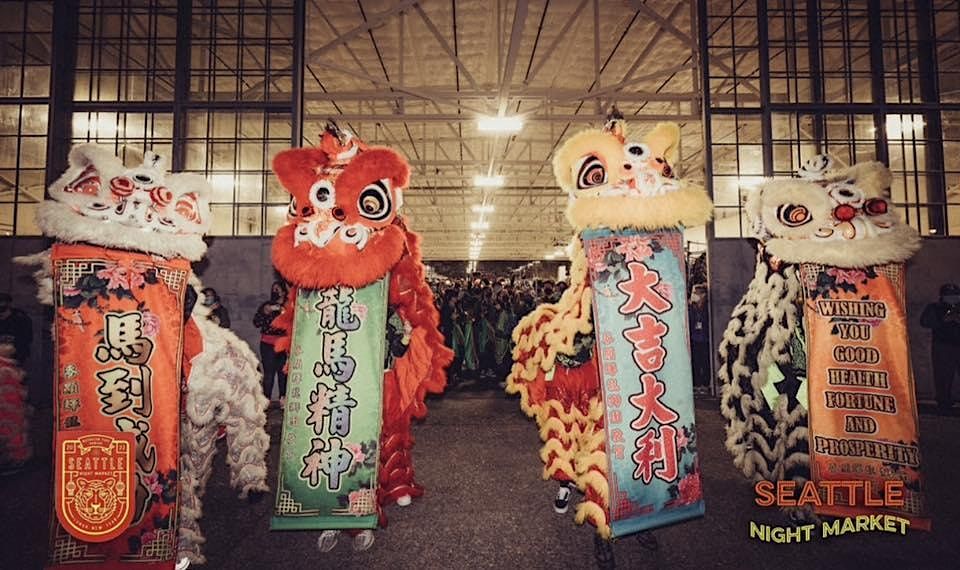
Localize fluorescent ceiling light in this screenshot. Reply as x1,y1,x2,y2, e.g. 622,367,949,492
473,174,504,188
470,221,490,230
471,204,495,213
477,115,524,133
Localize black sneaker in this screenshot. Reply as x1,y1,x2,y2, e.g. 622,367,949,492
554,483,573,514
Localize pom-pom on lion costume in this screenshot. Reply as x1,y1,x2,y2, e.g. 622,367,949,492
16,144,270,569
268,125,452,552
718,154,928,528
507,112,712,540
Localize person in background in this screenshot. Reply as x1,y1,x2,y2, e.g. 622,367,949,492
921,283,960,412
0,293,32,364
452,299,479,384
689,283,711,390
0,343,31,475
494,291,518,383
255,280,289,407
201,287,231,328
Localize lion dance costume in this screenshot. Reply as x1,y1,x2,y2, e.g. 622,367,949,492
16,144,270,569
719,155,929,528
507,114,711,539
268,126,452,551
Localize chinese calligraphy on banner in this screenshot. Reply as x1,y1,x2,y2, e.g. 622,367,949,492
272,279,388,530
583,229,704,537
800,263,929,529
49,243,189,567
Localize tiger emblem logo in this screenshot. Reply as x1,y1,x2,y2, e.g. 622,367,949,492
72,477,121,524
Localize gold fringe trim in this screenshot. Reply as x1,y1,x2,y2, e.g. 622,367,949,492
575,501,612,539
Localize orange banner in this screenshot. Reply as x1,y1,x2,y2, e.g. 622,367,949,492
49,243,189,568
800,263,929,530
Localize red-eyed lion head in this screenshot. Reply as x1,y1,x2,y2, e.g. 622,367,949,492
271,129,410,289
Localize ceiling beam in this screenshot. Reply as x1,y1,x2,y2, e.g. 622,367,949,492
524,0,589,86
302,113,701,122
413,3,480,91
311,0,419,57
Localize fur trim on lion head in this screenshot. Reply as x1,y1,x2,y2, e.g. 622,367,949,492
37,144,211,260
555,119,712,232
270,128,410,289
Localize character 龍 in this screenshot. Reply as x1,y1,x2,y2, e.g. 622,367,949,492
268,125,452,551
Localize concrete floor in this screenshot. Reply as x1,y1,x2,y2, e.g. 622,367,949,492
3,386,960,569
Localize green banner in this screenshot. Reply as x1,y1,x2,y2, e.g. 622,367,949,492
271,279,388,530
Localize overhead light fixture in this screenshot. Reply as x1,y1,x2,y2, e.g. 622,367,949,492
474,174,504,188
470,221,490,230
477,115,524,133
471,204,495,213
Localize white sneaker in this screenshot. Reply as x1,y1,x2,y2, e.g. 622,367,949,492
352,529,375,551
317,530,340,552
175,557,191,570
554,484,572,514
396,494,412,507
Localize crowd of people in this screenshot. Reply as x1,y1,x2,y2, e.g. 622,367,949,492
430,276,568,388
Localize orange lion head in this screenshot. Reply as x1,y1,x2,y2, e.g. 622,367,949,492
271,128,409,289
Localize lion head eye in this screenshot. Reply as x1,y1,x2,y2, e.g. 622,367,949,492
575,155,607,190
357,180,392,221
309,180,336,209
625,143,650,159
863,198,889,216
776,203,812,227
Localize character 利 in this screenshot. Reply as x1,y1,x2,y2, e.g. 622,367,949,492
506,111,712,554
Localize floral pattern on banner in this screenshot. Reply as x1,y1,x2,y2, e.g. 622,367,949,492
62,261,161,311
807,266,877,300
590,236,665,283
666,424,700,506
126,468,177,554
334,439,379,514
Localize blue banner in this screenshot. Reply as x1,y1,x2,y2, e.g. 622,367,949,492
582,228,704,537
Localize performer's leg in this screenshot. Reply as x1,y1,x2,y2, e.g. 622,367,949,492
933,342,954,411
352,529,375,551
276,349,288,406
594,534,615,570
177,419,219,565
317,530,341,552
946,346,960,411
223,366,271,499
260,341,277,401
554,480,574,514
